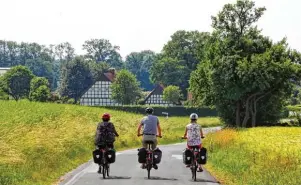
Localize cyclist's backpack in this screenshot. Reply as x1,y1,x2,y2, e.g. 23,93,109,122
182,148,193,165
153,148,162,164
137,148,147,163
92,149,102,164
198,147,207,164
95,122,116,145
105,148,116,163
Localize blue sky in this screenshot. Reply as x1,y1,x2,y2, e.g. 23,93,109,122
0,0,300,58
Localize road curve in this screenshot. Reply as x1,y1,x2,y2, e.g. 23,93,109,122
58,127,222,185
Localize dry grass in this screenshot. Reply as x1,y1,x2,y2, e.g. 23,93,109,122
203,127,301,185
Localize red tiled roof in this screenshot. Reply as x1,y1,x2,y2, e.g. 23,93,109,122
104,72,115,82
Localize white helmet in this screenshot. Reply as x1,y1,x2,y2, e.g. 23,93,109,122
190,113,198,120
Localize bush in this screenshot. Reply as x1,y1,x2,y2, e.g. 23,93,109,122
30,85,50,102
67,98,75,104
99,105,217,117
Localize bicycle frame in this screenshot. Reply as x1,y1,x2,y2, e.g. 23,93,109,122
99,146,110,178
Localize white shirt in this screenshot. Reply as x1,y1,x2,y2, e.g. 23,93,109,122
186,123,201,146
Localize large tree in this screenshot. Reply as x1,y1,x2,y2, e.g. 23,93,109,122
189,0,301,127
1,66,35,100
150,56,189,92
59,56,94,102
83,39,123,69
150,31,209,96
125,50,155,90
111,69,142,105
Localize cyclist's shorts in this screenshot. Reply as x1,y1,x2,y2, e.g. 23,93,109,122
187,144,202,149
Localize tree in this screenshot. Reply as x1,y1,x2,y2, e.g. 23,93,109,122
125,50,155,90
189,0,301,127
25,58,54,89
111,69,142,104
150,56,189,92
163,85,182,104
55,42,75,62
29,77,50,102
82,39,123,69
150,31,209,96
59,56,94,102
1,66,35,100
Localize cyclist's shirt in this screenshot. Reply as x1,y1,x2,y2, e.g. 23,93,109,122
141,115,159,135
186,123,201,146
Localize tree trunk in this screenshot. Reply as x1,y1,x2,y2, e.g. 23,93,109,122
251,98,256,127
236,101,241,127
242,93,261,127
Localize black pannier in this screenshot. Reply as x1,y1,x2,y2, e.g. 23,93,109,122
198,147,207,164
106,149,116,163
92,149,102,164
153,148,162,164
182,148,193,165
137,148,147,163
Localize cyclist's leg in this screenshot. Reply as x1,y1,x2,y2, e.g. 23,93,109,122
151,138,157,150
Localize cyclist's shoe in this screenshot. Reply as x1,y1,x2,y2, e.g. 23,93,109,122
197,166,203,172
153,164,158,170
97,166,102,173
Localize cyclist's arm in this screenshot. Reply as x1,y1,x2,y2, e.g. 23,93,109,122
200,127,204,137
137,122,143,136
183,127,188,138
111,123,119,137
157,120,162,137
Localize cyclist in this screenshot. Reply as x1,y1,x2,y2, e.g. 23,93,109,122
137,107,162,169
95,113,119,173
183,113,204,172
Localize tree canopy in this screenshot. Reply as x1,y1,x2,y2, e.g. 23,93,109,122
1,66,35,100
189,0,301,127
125,50,155,90
150,30,210,96
111,69,142,105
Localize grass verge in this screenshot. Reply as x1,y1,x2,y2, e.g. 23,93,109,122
203,127,301,185
0,100,221,185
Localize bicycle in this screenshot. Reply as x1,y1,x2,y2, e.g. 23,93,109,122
181,136,205,181
138,134,162,179
97,144,113,179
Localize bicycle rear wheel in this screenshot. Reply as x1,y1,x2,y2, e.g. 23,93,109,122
147,164,151,179
193,162,197,181
102,165,107,179
107,164,110,177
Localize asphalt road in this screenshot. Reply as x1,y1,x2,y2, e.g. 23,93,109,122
59,127,221,185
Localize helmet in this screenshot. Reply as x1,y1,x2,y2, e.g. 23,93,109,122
145,107,154,114
190,113,198,120
102,113,111,120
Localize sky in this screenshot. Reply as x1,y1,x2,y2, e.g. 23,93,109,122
0,0,300,58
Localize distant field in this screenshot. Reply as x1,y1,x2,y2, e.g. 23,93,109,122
203,127,301,185
0,100,221,185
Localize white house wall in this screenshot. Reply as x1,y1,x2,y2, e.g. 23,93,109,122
145,94,174,106
80,81,120,106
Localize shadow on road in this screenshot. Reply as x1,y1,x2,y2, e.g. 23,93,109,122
102,176,132,180
144,176,178,181
190,178,220,183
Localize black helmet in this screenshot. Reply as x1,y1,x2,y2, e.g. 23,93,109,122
145,107,154,114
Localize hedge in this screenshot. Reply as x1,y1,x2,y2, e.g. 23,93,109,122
96,105,218,117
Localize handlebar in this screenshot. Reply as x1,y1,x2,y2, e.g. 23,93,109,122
181,136,205,139
137,134,162,138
